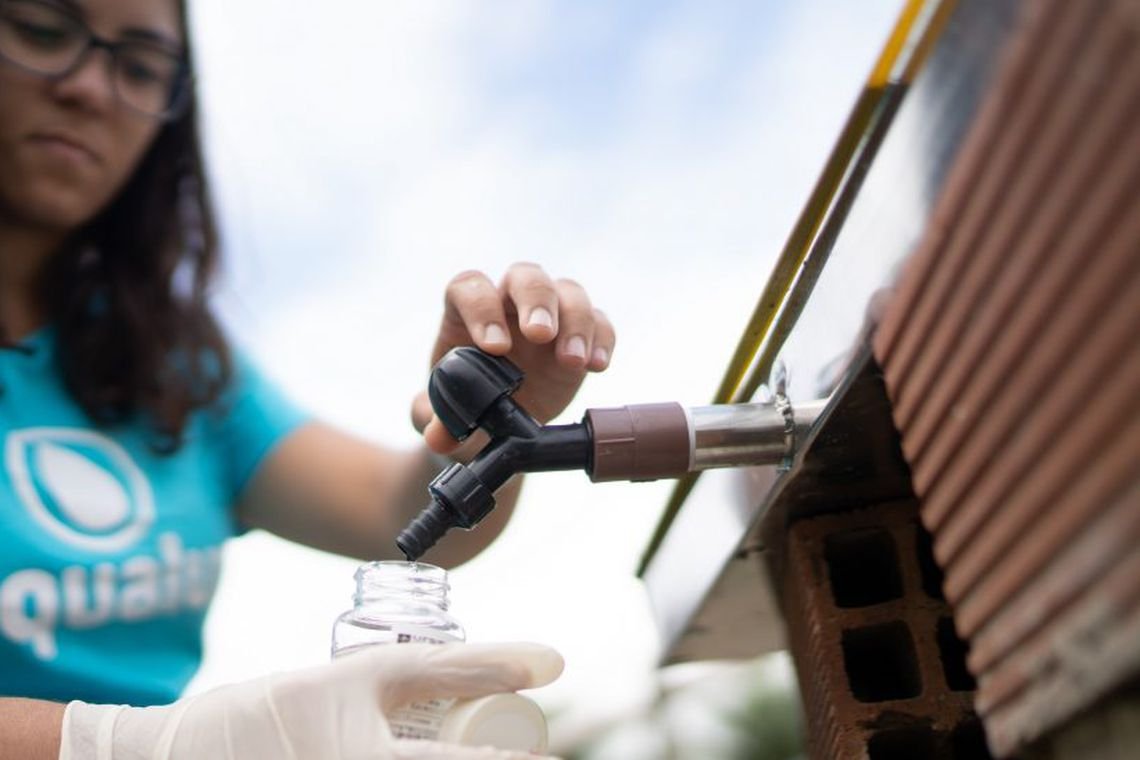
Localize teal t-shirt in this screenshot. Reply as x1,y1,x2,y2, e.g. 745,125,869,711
0,329,308,706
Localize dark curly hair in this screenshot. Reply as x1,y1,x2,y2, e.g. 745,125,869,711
38,1,231,453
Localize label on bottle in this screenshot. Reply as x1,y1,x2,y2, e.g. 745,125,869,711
387,626,461,741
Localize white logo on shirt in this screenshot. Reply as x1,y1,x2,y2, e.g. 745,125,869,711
0,533,222,660
1,429,224,661
6,428,155,553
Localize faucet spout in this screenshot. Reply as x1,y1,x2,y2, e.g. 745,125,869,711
395,347,826,561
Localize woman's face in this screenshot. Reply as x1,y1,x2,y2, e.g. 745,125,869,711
0,0,184,232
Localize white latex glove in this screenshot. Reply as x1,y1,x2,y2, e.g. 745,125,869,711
59,642,563,760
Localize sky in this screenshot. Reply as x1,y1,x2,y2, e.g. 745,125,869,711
183,0,901,747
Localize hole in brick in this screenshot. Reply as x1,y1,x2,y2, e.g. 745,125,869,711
937,617,977,692
867,726,937,760
951,716,992,759
842,621,922,702
915,522,946,600
824,527,903,607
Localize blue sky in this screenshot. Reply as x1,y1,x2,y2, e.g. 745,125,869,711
185,0,901,746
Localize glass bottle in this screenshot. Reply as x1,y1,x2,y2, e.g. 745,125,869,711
331,560,465,739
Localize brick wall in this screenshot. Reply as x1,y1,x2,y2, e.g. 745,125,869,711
782,501,987,759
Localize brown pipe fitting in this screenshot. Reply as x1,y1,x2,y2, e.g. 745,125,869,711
586,402,691,482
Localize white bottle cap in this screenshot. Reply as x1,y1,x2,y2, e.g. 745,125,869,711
437,692,548,753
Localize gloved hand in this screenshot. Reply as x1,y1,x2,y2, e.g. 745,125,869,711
59,642,564,760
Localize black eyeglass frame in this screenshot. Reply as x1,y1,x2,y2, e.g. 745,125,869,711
0,0,194,121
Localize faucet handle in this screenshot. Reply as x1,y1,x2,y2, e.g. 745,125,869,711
427,347,525,441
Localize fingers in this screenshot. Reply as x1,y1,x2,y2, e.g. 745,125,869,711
500,262,559,345
423,263,616,445
437,270,513,363
416,641,563,697
500,266,614,372
414,392,460,453
414,388,467,453
411,391,433,434
376,643,564,710
545,278,593,369
586,307,615,372
437,264,617,371
394,740,562,760
422,416,458,453
456,642,565,687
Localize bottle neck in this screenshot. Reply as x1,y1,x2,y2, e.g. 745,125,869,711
354,561,451,611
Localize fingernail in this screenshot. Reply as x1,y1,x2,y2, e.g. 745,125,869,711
484,324,508,344
528,307,554,330
565,335,586,359
592,347,609,367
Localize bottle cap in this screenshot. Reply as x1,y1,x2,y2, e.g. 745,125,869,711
437,692,548,753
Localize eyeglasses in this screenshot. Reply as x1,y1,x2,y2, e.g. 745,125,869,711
0,0,190,120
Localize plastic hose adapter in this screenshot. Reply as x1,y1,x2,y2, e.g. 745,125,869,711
396,463,496,561
396,348,592,561
585,403,690,481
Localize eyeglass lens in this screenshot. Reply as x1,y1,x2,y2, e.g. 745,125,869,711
0,0,184,117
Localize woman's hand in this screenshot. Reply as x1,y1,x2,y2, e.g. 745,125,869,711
412,263,616,453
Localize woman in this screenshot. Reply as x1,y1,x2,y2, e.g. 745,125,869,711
0,0,614,756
